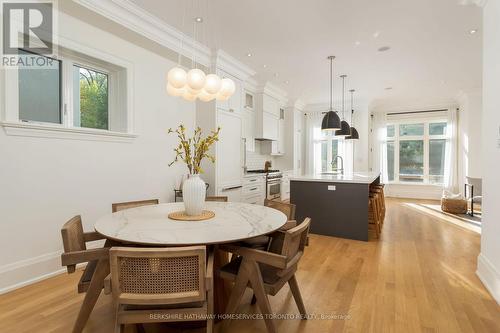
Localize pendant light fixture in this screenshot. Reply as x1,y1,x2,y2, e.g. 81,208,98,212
166,0,235,102
346,89,360,140
321,56,341,131
334,74,352,137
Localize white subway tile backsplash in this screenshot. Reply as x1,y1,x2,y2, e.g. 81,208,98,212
246,141,275,170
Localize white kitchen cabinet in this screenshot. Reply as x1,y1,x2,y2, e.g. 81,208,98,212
219,185,242,202
216,110,243,188
242,175,265,205
261,112,279,140
217,70,242,113
242,108,255,152
255,92,280,140
261,117,285,156
263,94,280,117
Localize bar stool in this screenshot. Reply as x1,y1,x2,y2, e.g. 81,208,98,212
370,184,386,226
368,193,381,238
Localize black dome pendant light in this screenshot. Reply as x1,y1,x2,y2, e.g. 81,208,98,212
321,56,341,131
346,89,360,140
334,74,352,137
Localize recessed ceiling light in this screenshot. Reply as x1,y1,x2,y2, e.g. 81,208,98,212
469,29,478,34
284,80,289,84
274,73,279,77
373,31,380,38
385,87,393,90
355,41,361,46
247,53,252,57
378,46,391,52
194,17,203,23
263,64,267,68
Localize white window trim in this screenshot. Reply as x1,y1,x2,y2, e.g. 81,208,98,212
1,34,136,143
386,119,448,185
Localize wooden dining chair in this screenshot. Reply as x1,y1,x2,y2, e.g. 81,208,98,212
206,196,228,202
61,215,109,293
243,200,298,250
219,218,311,333
112,199,159,213
107,246,214,333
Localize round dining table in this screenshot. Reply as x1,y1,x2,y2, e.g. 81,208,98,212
73,201,287,332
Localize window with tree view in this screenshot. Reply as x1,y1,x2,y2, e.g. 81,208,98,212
73,65,109,130
386,121,447,184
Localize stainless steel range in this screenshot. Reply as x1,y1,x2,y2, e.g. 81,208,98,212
247,169,283,200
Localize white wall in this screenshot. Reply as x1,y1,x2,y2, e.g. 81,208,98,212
457,91,483,192
477,0,500,305
352,107,369,172
0,8,196,292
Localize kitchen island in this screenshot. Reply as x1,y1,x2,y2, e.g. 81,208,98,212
290,172,380,241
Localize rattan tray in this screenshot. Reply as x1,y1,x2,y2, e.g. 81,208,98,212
168,210,215,221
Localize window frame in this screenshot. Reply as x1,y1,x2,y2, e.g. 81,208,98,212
1,34,135,142
386,119,447,185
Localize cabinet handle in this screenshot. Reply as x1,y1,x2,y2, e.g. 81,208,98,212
229,108,234,113
249,187,258,191
222,185,243,191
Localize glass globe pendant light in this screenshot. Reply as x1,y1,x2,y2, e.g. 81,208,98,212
346,89,360,140
334,74,352,137
166,0,235,102
321,56,341,131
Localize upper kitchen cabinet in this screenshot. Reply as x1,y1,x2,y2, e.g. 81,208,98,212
254,83,287,141
216,69,242,113
242,84,257,152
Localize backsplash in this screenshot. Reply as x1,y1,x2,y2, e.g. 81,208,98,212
246,141,275,170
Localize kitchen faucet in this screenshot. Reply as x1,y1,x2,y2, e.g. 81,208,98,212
331,155,344,174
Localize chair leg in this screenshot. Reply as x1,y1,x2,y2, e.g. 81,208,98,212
221,259,252,332
73,258,110,333
247,261,277,333
251,293,257,305
207,283,214,333
288,274,307,318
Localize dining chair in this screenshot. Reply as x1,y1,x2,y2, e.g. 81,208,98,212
219,218,311,333
106,246,214,333
206,196,228,202
112,199,159,213
243,200,298,250
60,215,109,293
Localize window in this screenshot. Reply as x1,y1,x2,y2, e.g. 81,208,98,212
73,65,109,130
320,137,342,172
18,50,62,124
386,121,447,185
3,43,131,138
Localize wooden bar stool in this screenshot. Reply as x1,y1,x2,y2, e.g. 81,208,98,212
370,184,386,226
368,193,381,238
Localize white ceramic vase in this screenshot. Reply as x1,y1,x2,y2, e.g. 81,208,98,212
182,174,206,216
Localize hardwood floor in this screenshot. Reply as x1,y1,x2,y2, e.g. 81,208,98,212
1,198,499,333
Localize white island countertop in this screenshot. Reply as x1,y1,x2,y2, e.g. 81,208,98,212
290,172,380,184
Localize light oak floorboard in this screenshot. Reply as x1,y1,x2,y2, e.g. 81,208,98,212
1,198,499,333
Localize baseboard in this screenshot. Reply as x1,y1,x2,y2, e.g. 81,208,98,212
0,241,103,295
476,252,500,305
0,250,63,294
385,183,443,200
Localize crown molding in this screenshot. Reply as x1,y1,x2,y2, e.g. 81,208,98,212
256,82,288,103
458,0,488,7
216,50,256,81
73,0,211,66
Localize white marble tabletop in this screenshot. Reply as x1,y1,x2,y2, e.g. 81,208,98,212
94,202,287,246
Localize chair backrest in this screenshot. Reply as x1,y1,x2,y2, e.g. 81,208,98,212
109,246,206,305
466,177,482,196
112,199,159,213
264,199,296,220
269,218,310,266
61,215,86,273
206,196,228,202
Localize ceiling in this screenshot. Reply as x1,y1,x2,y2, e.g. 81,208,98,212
130,0,482,108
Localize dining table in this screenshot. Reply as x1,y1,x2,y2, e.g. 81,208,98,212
72,201,287,333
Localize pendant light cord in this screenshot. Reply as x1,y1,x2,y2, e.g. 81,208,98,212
329,57,333,111
350,89,354,126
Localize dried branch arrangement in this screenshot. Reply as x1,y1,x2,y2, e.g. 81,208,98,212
168,125,221,174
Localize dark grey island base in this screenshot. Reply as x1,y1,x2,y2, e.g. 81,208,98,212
290,173,380,242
